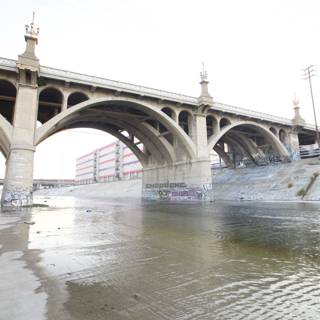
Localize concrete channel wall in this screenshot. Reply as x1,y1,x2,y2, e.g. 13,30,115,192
33,159,320,201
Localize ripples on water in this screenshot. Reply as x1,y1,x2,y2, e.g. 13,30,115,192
135,202,320,319
1,197,320,319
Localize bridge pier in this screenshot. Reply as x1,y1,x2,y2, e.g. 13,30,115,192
286,130,301,161
1,84,39,206
1,20,39,207
142,159,212,200
142,85,214,201
1,147,35,206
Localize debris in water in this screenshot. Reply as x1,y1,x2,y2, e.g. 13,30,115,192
24,221,35,225
133,293,140,300
86,209,92,213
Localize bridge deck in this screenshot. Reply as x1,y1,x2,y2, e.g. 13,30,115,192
0,179,75,186
0,57,315,130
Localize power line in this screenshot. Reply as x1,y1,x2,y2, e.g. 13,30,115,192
302,65,320,150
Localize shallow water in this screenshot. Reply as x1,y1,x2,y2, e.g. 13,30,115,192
1,197,320,319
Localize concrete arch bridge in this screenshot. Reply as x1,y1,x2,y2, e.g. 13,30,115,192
0,21,316,205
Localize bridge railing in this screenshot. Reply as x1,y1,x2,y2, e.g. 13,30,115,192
40,65,198,105
212,102,293,126
0,57,16,71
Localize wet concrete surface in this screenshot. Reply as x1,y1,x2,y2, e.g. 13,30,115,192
1,197,320,319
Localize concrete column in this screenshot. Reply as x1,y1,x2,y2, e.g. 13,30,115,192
62,92,68,112
142,111,212,201
214,145,233,167
192,113,210,158
1,147,35,206
287,129,301,161
1,83,38,206
142,158,212,201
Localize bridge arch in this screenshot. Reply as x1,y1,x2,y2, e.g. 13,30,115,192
66,122,149,166
38,85,65,98
67,91,89,108
0,78,17,88
206,115,218,138
178,110,193,137
38,86,63,124
35,97,197,167
279,129,288,144
0,114,12,158
55,113,175,165
161,107,177,122
207,121,289,158
0,79,17,124
219,117,231,129
270,126,277,135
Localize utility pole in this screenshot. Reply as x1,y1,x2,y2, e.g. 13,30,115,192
302,65,320,150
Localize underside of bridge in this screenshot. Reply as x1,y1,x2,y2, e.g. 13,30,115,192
34,97,213,202
36,100,195,165
297,131,316,145
0,79,16,124
211,124,287,167
206,116,292,168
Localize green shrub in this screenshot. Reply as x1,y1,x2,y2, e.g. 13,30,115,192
287,182,293,188
296,172,319,198
22,203,49,208
297,188,306,197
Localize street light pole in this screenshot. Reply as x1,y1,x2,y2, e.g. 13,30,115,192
303,65,320,150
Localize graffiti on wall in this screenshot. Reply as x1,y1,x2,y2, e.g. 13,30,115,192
143,182,214,201
285,144,301,161
2,188,33,206
145,182,187,189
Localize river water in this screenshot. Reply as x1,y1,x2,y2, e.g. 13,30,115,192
0,197,320,319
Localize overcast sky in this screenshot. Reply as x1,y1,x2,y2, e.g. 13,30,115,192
1,0,320,178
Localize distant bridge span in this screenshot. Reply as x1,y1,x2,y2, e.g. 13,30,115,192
0,19,316,206
0,179,75,189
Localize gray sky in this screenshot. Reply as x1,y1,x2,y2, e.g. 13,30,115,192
1,0,320,178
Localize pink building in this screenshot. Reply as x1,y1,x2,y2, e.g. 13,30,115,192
75,141,142,184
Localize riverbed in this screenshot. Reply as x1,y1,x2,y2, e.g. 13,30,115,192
1,196,320,319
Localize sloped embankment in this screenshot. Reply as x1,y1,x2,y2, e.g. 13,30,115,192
34,179,142,199
211,158,320,201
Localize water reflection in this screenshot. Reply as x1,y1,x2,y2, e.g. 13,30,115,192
0,208,47,320
1,197,320,319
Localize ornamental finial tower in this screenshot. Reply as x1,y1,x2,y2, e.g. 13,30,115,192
292,93,306,126
198,62,213,107
17,12,40,77
25,12,40,43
